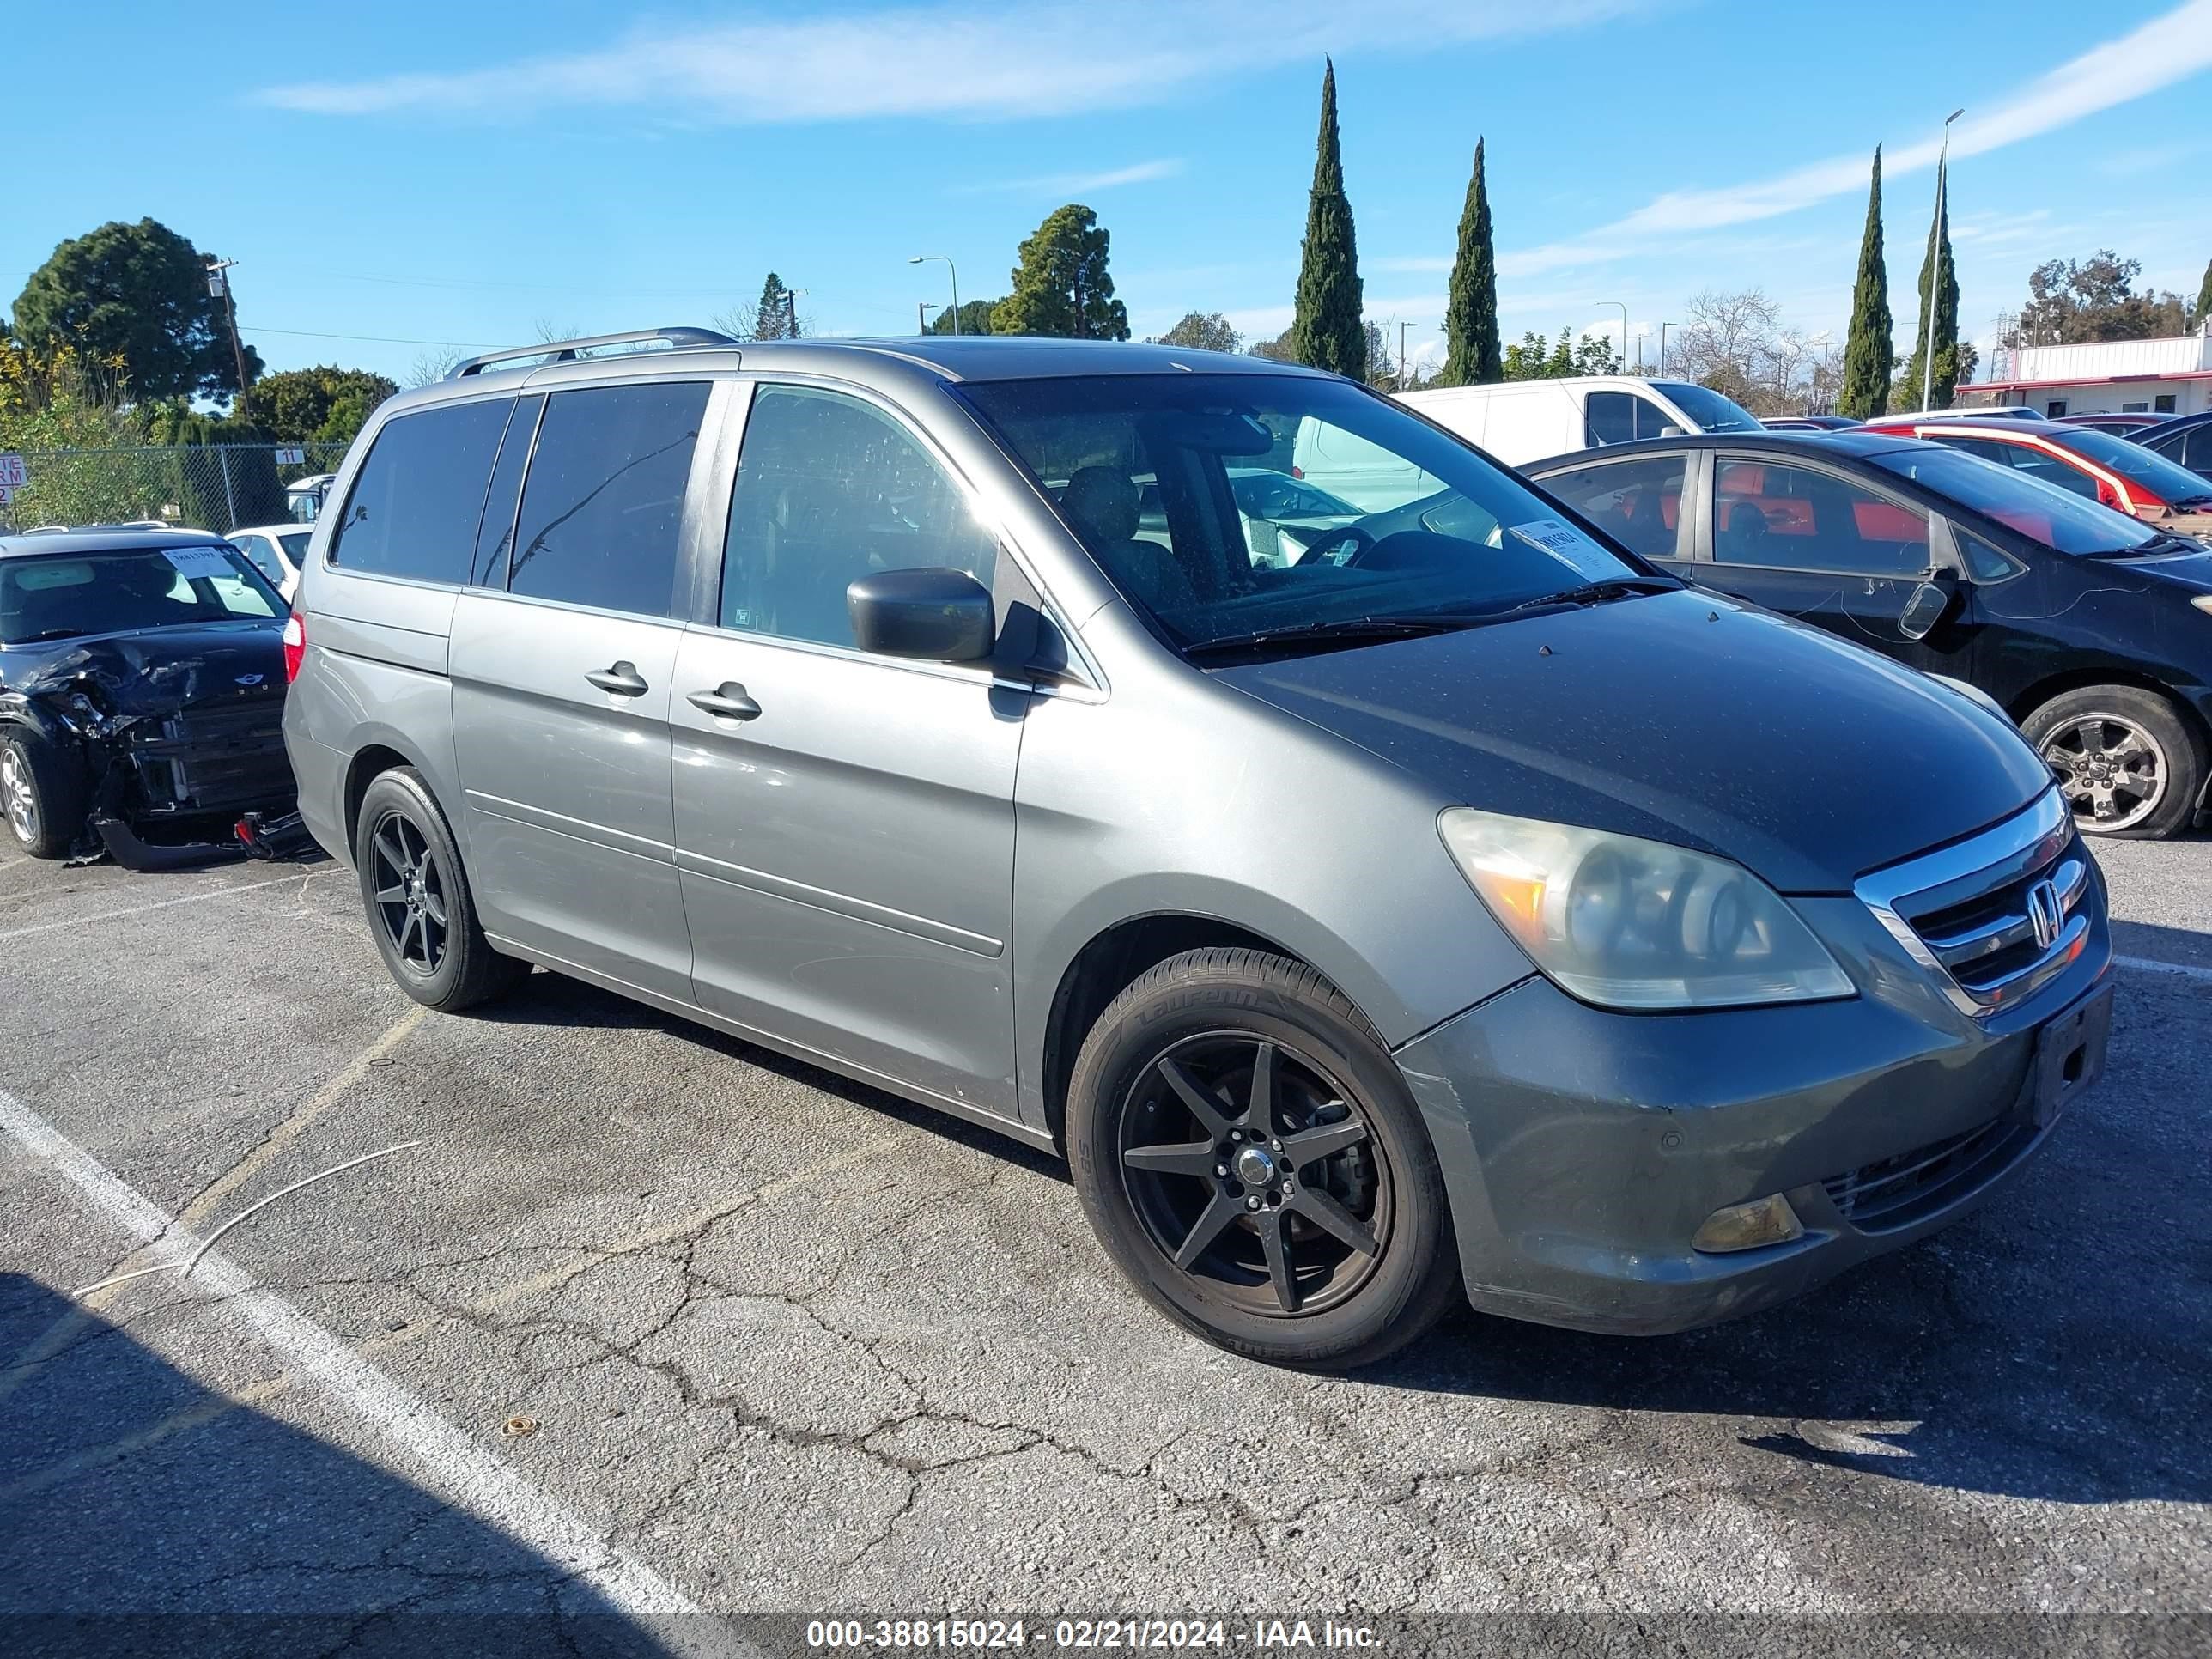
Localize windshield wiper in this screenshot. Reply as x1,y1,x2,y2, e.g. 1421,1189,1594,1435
1182,614,1492,659
15,628,87,643
1488,575,1679,619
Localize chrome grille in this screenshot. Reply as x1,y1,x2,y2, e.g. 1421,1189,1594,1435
1855,790,2092,1018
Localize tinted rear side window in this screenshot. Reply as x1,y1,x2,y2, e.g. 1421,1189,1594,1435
471,393,545,586
328,398,514,584
509,382,709,617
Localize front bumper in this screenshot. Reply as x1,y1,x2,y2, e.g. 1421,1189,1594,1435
1395,856,2113,1336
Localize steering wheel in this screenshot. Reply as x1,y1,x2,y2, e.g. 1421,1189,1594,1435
1303,526,1377,567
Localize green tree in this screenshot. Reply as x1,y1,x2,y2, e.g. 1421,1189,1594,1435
1247,328,1297,362
2197,257,2212,329
754,272,799,339
1897,155,1963,408
1838,148,1893,421
927,298,1002,335
1441,137,1500,386
1155,311,1242,353
253,365,398,444
10,218,261,405
2012,250,2189,345
994,205,1129,339
1288,59,1365,378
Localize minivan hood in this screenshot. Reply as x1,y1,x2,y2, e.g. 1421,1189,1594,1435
1213,589,2052,893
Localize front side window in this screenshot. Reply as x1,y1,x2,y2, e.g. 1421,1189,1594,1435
1584,392,1682,447
720,384,998,647
229,533,285,584
1864,445,2156,556
330,399,513,584
958,374,1648,655
1648,381,1762,434
1540,455,1686,561
0,546,282,645
510,381,708,617
1711,459,1929,575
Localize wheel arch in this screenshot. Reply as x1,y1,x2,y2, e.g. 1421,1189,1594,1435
343,738,433,855
2011,668,2212,825
1039,910,1355,1153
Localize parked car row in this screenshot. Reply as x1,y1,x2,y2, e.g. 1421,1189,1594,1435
1,332,2144,1372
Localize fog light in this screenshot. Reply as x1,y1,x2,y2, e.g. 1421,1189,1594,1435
1692,1194,1804,1254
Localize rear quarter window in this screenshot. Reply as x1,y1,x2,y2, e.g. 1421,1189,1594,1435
327,398,515,585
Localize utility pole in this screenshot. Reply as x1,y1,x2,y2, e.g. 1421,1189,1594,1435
1659,321,1678,376
1399,322,1418,392
1921,107,1966,415
784,287,806,340
206,258,252,419
920,302,939,335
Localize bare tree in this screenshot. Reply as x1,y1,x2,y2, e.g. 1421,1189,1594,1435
405,348,465,387
1668,288,1850,416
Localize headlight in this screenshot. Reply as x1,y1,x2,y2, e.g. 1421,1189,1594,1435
1438,808,1853,1010
2191,593,2212,617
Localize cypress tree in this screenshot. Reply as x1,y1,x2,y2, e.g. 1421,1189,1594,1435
2196,257,2211,330
1442,138,1501,386
1838,148,1893,421
1289,58,1365,379
1899,155,1963,408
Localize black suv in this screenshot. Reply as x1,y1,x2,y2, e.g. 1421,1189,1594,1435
1529,431,2212,839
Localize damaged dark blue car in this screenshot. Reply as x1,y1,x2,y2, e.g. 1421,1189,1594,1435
0,527,298,868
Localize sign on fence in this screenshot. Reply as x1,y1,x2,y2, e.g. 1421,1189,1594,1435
0,453,27,489
275,447,306,465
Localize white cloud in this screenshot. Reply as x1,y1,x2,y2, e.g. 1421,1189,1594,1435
951,159,1184,197
255,0,1648,122
1498,0,2212,278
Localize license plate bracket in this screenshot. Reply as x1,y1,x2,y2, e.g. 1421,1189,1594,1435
2032,981,2112,1128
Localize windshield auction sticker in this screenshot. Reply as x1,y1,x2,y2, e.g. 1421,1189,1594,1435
163,547,240,580
1507,518,1617,579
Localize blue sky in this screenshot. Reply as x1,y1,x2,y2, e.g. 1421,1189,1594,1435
8,0,2210,386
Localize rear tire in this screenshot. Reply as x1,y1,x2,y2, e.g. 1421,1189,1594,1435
2,729,88,860
1066,948,1461,1371
2022,685,2204,840
353,767,526,1011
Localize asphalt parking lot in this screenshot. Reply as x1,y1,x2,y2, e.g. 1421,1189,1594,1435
2,832,2209,1656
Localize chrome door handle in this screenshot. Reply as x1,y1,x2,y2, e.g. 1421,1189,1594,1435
688,682,762,721
586,660,649,696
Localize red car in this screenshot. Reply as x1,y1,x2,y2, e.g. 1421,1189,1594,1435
1862,415,2212,537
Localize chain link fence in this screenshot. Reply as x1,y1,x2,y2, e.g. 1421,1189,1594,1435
0,442,351,536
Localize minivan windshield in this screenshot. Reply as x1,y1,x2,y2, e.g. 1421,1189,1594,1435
1650,381,1764,434
1864,444,2160,555
957,374,1654,655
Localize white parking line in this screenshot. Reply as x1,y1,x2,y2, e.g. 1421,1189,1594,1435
0,1085,744,1653
0,872,307,944
2117,953,2212,985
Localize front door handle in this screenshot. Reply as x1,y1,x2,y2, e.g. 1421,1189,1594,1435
586,660,649,696
688,682,763,721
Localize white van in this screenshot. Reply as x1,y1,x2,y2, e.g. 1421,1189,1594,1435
1394,376,1764,466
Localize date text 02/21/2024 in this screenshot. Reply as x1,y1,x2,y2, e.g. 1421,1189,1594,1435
805,1620,1382,1650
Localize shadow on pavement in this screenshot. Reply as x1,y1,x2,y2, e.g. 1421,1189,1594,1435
0,1272,683,1657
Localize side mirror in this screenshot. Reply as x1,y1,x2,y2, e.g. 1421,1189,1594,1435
847,567,996,662
1659,423,1686,438
1899,576,1954,641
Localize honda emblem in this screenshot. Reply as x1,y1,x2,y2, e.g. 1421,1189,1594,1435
2026,878,2063,951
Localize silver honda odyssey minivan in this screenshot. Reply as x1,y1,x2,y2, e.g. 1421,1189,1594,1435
283,330,2112,1369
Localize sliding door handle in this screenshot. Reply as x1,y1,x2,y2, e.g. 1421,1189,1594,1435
688,682,763,721
586,660,649,696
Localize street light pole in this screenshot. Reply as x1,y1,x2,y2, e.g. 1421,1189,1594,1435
909,256,959,334
1399,322,1418,392
1922,107,1965,415
1600,301,1628,373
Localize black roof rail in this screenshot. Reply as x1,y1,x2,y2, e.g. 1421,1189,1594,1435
449,327,740,379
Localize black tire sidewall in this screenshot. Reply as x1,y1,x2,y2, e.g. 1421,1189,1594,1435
353,769,497,1008
1069,957,1455,1368
3,729,88,860
2024,685,2205,840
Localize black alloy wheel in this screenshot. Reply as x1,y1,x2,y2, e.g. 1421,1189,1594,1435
368,808,450,977
1118,1033,1391,1318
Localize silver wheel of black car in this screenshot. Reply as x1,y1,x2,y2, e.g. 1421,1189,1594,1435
2,744,37,847
1068,948,1461,1370
2023,685,2206,841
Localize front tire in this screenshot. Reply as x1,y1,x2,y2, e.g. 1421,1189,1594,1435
2023,685,2205,840
1066,948,1461,1370
2,729,88,860
353,767,526,1011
